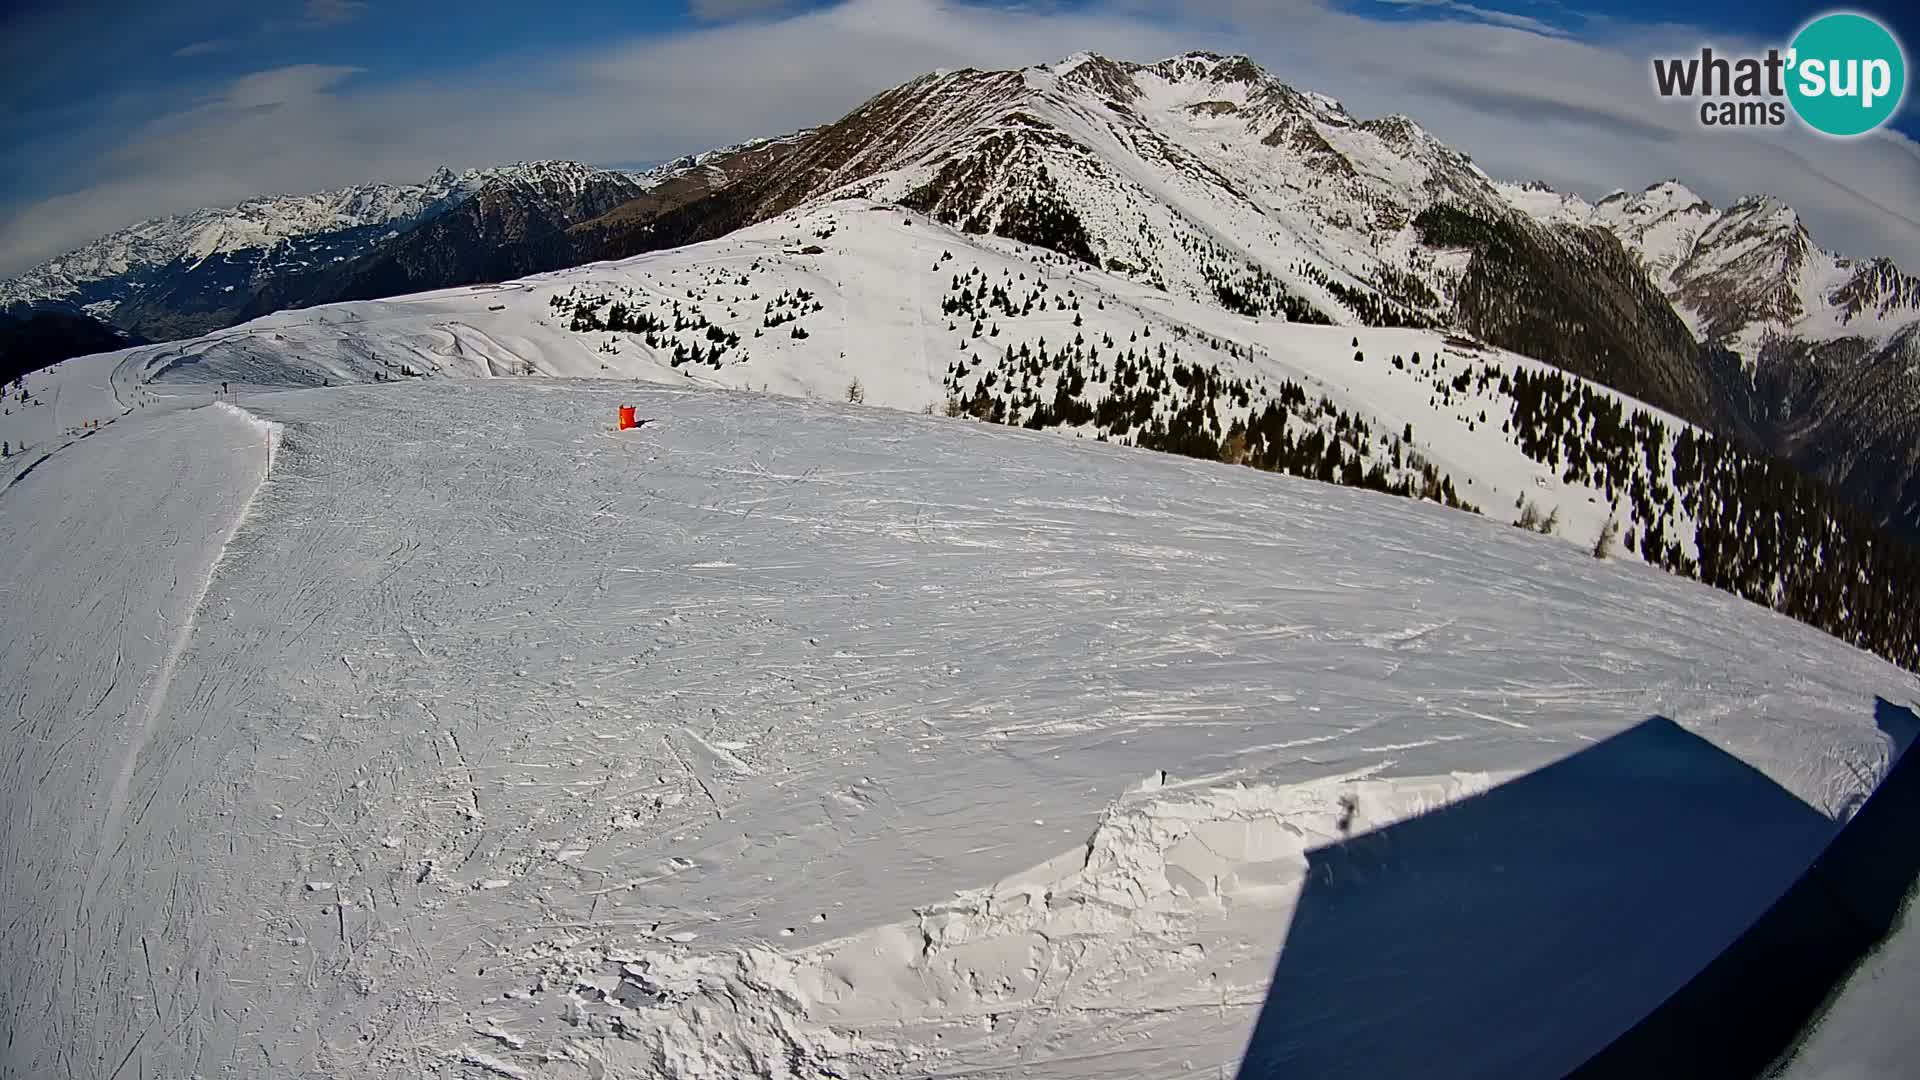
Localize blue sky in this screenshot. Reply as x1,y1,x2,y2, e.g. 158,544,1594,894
2,0,1916,274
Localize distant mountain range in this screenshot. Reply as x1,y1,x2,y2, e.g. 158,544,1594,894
0,138,809,342
5,51,1917,535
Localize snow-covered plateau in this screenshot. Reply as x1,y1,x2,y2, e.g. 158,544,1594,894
2,198,1917,1079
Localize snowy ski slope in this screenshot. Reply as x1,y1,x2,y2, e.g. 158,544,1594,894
6,201,1707,567
4,45,1917,1078
1,366,1915,1078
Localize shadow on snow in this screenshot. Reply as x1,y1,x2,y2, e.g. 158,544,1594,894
1230,707,1920,1079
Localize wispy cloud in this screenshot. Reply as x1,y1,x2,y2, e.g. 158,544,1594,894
298,0,369,29
1385,0,1571,37
172,38,231,58
171,1,366,62
2,0,1915,277
215,64,364,108
690,0,800,21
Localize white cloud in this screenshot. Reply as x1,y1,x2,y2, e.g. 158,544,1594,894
172,38,231,58
2,0,1916,277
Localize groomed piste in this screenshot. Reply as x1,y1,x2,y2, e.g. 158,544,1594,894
3,350,1916,1079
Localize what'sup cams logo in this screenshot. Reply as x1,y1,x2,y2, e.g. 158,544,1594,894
1652,11,1907,136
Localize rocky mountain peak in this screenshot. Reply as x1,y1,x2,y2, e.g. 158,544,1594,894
1642,178,1708,206
1148,50,1266,86
1053,52,1144,101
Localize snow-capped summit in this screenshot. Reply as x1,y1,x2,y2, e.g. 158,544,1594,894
1511,178,1920,356
1050,49,1102,74
1493,180,1595,226
1582,181,1718,288
472,159,643,196
618,48,1506,343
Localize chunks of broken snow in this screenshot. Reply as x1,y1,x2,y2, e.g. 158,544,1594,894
523,769,1498,1078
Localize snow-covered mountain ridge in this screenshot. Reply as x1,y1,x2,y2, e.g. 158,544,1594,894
594,51,1499,330
11,51,1912,371
575,51,1913,369
9,51,1920,535
548,50,1917,538
0,153,770,339
1500,178,1920,536
1498,178,1920,360
16,195,1916,671
5,162,544,312
10,51,1914,433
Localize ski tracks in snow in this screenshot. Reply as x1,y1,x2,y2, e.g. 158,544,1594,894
6,379,1915,1080
0,401,277,1080
82,404,281,914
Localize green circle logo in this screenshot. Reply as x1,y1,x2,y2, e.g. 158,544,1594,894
1787,12,1907,136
